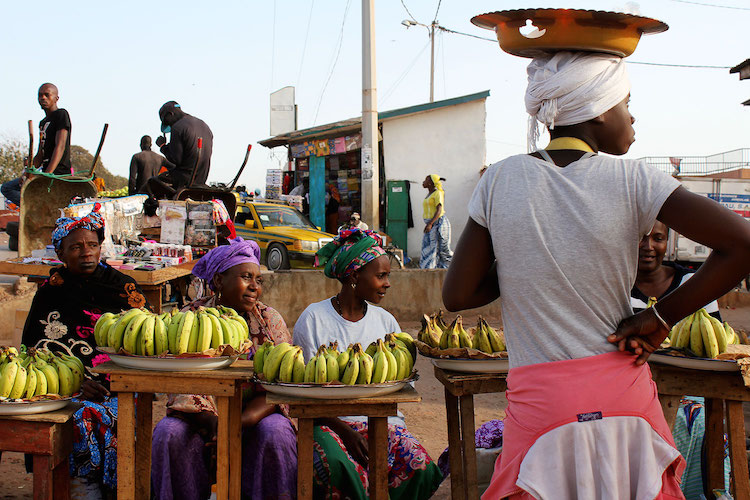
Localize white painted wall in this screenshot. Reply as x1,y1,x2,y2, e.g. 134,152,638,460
382,98,487,261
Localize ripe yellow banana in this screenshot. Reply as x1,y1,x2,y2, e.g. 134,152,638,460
9,364,27,399
187,314,200,352
304,356,317,383
706,312,727,354
392,347,408,380
37,362,59,395
263,342,293,381
176,311,196,354
122,311,149,354
315,353,328,384
292,350,306,383
365,342,378,358
279,348,298,382
60,356,83,392
154,316,168,355
206,314,224,350
371,340,388,384
0,360,19,397
674,313,694,349
689,312,704,356
53,359,74,397
254,341,273,374
699,311,719,358
342,352,360,385
357,346,373,384
337,348,351,372
24,364,37,399
392,332,416,360
94,313,117,347
383,344,398,381
325,352,340,382
109,309,144,351
197,313,213,353
138,314,156,356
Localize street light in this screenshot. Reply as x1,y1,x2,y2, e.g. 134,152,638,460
401,19,440,102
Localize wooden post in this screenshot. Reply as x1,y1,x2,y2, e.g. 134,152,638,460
135,393,153,499
445,388,465,499
229,384,243,499
216,396,230,500
297,418,315,499
705,398,726,494
657,394,681,431
118,392,136,500
368,416,389,500
725,400,750,498
460,395,479,500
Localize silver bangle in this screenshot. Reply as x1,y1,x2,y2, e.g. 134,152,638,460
651,305,671,330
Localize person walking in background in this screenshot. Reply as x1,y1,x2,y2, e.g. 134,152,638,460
128,135,174,194
1,83,72,206
420,175,452,269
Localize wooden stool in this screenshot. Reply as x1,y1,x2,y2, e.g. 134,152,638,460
0,403,80,500
267,385,421,500
92,361,253,500
433,367,508,500
649,362,750,499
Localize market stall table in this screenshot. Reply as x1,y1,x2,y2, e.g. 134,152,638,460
0,403,80,500
0,259,196,312
433,366,508,500
266,385,421,500
649,362,750,499
91,360,253,500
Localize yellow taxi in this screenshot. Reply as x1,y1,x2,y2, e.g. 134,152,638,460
234,200,334,270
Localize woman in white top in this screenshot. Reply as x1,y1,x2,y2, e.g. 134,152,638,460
293,228,442,500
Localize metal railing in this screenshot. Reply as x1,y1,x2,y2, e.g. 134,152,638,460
638,148,750,176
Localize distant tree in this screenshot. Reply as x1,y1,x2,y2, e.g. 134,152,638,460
69,145,128,190
0,137,25,183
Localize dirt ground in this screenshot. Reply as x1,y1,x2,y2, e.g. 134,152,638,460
2,309,750,498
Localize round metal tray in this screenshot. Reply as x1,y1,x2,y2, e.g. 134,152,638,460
103,350,238,372
429,357,509,374
649,353,739,372
0,398,71,416
259,378,413,400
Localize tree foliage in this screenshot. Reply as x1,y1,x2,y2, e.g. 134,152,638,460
0,137,127,189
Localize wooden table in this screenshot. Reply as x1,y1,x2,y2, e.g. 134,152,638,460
0,259,196,312
649,362,750,499
91,361,253,500
0,403,80,500
266,385,422,500
433,367,508,500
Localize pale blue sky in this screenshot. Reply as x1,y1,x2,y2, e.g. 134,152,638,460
2,1,748,193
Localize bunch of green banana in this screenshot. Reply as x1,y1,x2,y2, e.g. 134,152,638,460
472,317,506,354
0,348,83,399
418,314,442,348
94,306,250,355
670,308,740,358
440,316,473,349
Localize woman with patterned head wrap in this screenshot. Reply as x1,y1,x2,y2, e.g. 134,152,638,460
151,237,297,500
293,228,443,499
444,48,750,499
22,203,151,497
421,174,452,269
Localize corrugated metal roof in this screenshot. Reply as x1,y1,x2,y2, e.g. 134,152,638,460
259,90,490,148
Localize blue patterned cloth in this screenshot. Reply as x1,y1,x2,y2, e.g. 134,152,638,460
420,216,453,269
70,396,118,488
52,202,105,249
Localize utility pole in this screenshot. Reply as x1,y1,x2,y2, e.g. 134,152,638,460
361,0,379,229
429,22,435,103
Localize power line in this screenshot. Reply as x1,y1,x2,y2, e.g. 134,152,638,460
313,0,352,125
433,0,442,23
296,0,316,87
381,40,431,105
400,0,417,22
627,61,732,68
440,26,497,42
668,0,750,10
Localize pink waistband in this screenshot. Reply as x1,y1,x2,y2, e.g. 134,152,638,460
485,351,685,498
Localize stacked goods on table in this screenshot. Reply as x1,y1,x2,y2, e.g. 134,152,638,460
0,346,84,400
416,311,506,359
98,187,129,198
256,332,417,385
664,308,741,359
94,306,250,357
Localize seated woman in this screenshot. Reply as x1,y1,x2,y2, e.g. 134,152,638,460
22,203,150,498
151,238,297,500
632,220,729,498
293,228,443,500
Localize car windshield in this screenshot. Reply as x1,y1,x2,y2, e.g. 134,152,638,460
254,205,316,229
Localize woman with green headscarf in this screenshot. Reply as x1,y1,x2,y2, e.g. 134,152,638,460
421,174,453,268
292,228,443,499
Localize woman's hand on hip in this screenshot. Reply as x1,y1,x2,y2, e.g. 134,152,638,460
424,222,433,233
80,379,110,402
607,308,670,365
339,425,369,468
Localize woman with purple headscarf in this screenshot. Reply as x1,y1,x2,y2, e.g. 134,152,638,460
151,238,297,500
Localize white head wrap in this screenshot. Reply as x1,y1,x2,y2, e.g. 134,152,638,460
525,51,630,152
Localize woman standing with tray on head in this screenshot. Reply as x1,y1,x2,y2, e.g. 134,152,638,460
293,228,443,500
444,10,750,499
151,237,297,500
22,203,151,498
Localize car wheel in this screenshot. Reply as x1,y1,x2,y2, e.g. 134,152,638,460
8,234,17,252
266,243,290,271
6,221,18,238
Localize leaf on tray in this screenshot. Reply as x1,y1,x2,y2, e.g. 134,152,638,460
414,340,508,360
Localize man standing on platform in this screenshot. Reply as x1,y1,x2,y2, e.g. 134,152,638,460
128,135,173,194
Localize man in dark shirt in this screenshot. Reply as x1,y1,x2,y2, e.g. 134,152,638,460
150,101,213,193
128,135,174,194
1,83,72,206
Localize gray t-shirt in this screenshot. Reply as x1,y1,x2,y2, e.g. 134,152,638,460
468,153,680,368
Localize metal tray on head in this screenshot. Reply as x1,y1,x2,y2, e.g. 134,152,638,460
102,350,239,372
0,398,71,416
649,353,739,372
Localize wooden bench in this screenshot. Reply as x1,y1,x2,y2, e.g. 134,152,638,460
649,362,750,499
92,360,253,500
267,385,422,500
433,367,508,500
0,403,80,500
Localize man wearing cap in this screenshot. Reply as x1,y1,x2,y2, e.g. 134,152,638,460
151,101,213,193
338,212,368,233
128,135,174,194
